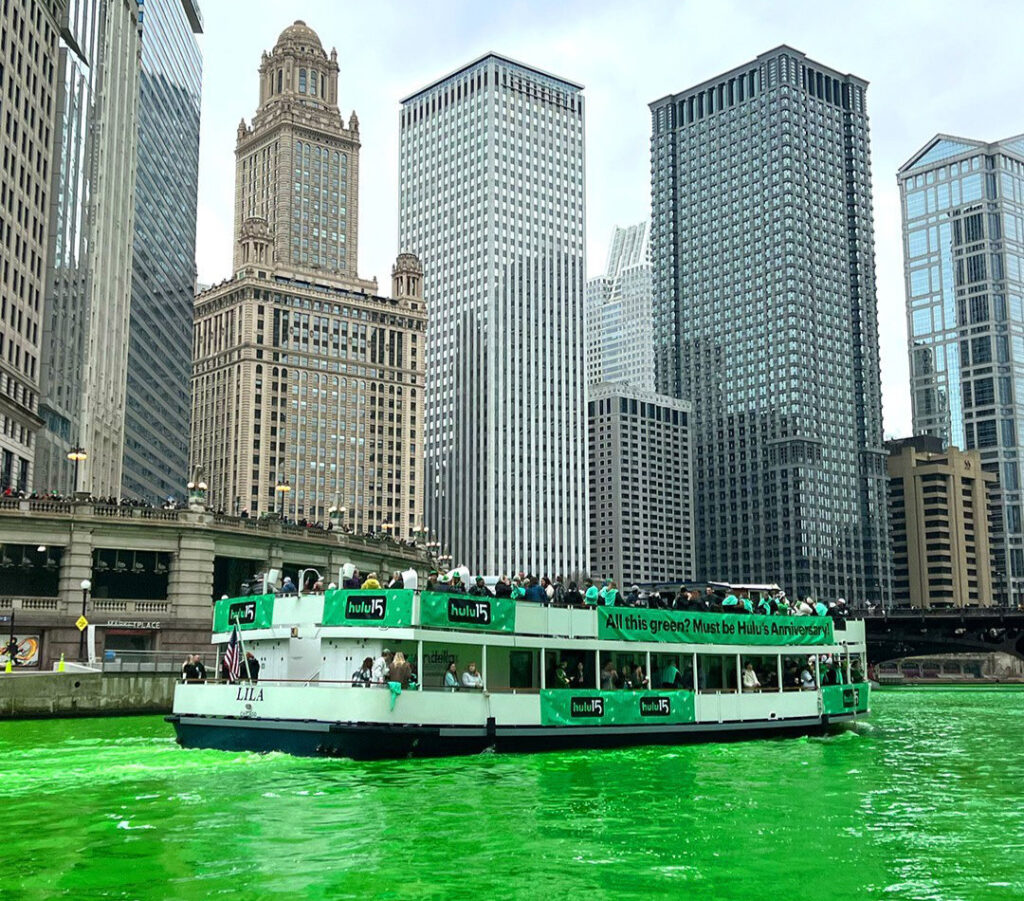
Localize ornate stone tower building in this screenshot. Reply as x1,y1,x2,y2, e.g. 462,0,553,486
233,20,362,284
192,22,425,538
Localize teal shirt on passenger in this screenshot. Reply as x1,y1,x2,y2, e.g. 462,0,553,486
741,598,753,613
605,589,619,606
814,602,828,617
722,593,739,608
584,586,599,605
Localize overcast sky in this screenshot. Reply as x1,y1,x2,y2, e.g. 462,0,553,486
194,0,1024,438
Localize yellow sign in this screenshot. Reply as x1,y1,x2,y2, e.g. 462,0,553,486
75,615,89,632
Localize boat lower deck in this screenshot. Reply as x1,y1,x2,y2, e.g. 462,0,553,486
168,711,860,759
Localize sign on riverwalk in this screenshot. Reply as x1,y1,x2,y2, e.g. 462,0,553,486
598,608,834,646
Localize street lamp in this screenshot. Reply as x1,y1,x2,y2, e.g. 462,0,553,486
78,578,91,663
67,447,87,495
328,501,346,529
275,479,291,517
186,478,208,509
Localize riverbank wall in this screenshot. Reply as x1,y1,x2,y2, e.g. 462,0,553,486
0,672,175,718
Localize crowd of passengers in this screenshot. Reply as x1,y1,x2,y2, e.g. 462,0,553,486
547,654,866,693
417,571,852,625
349,648,484,692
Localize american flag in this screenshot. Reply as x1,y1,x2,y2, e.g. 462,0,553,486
223,625,241,682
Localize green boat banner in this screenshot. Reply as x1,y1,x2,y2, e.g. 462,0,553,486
598,608,834,646
540,689,696,726
822,682,870,715
213,594,275,633
322,589,415,628
419,592,516,632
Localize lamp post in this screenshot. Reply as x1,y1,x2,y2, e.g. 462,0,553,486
78,578,91,663
328,501,346,530
186,478,208,510
67,447,87,496
275,479,291,518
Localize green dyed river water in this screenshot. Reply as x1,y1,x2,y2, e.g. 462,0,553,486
0,688,1021,900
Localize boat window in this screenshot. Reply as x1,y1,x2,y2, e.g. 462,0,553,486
740,655,779,692
545,649,590,689
651,652,693,690
697,654,739,693
598,651,649,691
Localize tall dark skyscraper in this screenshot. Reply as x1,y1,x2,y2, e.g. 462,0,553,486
649,46,891,603
122,0,203,501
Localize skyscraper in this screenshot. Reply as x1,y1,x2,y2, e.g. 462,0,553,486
122,0,203,503
36,0,141,496
588,383,693,585
0,1,64,493
650,46,890,603
191,22,425,537
899,133,1024,602
586,223,655,390
399,54,588,577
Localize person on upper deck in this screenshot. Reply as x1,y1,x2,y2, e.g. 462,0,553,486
361,572,382,590
494,575,512,598
794,597,814,616
448,572,466,594
443,661,460,690
813,598,828,617
461,662,484,690
524,577,547,604
468,576,492,597
280,576,297,595
603,581,620,606
624,585,641,607
425,570,440,592
739,591,754,614
703,587,718,610
721,591,741,613
551,575,566,606
387,572,404,589
756,593,772,616
564,581,584,607
584,581,600,605
372,649,393,684
343,569,362,589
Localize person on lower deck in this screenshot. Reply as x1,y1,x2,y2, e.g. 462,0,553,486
660,659,684,689
799,662,817,691
389,652,412,688
241,652,259,682
352,656,373,686
742,662,761,691
443,661,460,690
570,660,587,688
461,662,483,690
600,660,618,690
632,663,649,690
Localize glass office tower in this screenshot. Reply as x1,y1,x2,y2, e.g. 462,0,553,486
900,133,1024,603
122,0,203,501
650,46,891,603
400,54,588,577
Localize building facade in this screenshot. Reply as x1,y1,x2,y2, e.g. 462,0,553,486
191,22,425,539
586,223,655,390
887,435,995,607
399,54,588,577
899,134,1024,604
588,382,693,586
0,1,65,493
122,0,203,503
36,0,141,497
650,46,891,603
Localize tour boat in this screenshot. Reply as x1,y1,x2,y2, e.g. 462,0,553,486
167,588,870,759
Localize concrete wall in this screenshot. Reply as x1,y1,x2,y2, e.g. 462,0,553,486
0,672,177,718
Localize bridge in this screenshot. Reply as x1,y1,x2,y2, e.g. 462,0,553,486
860,608,1024,664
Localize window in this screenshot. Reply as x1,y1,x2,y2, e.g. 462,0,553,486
299,69,307,93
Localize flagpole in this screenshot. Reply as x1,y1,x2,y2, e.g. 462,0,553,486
237,627,251,681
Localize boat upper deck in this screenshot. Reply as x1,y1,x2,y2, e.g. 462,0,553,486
213,589,866,652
